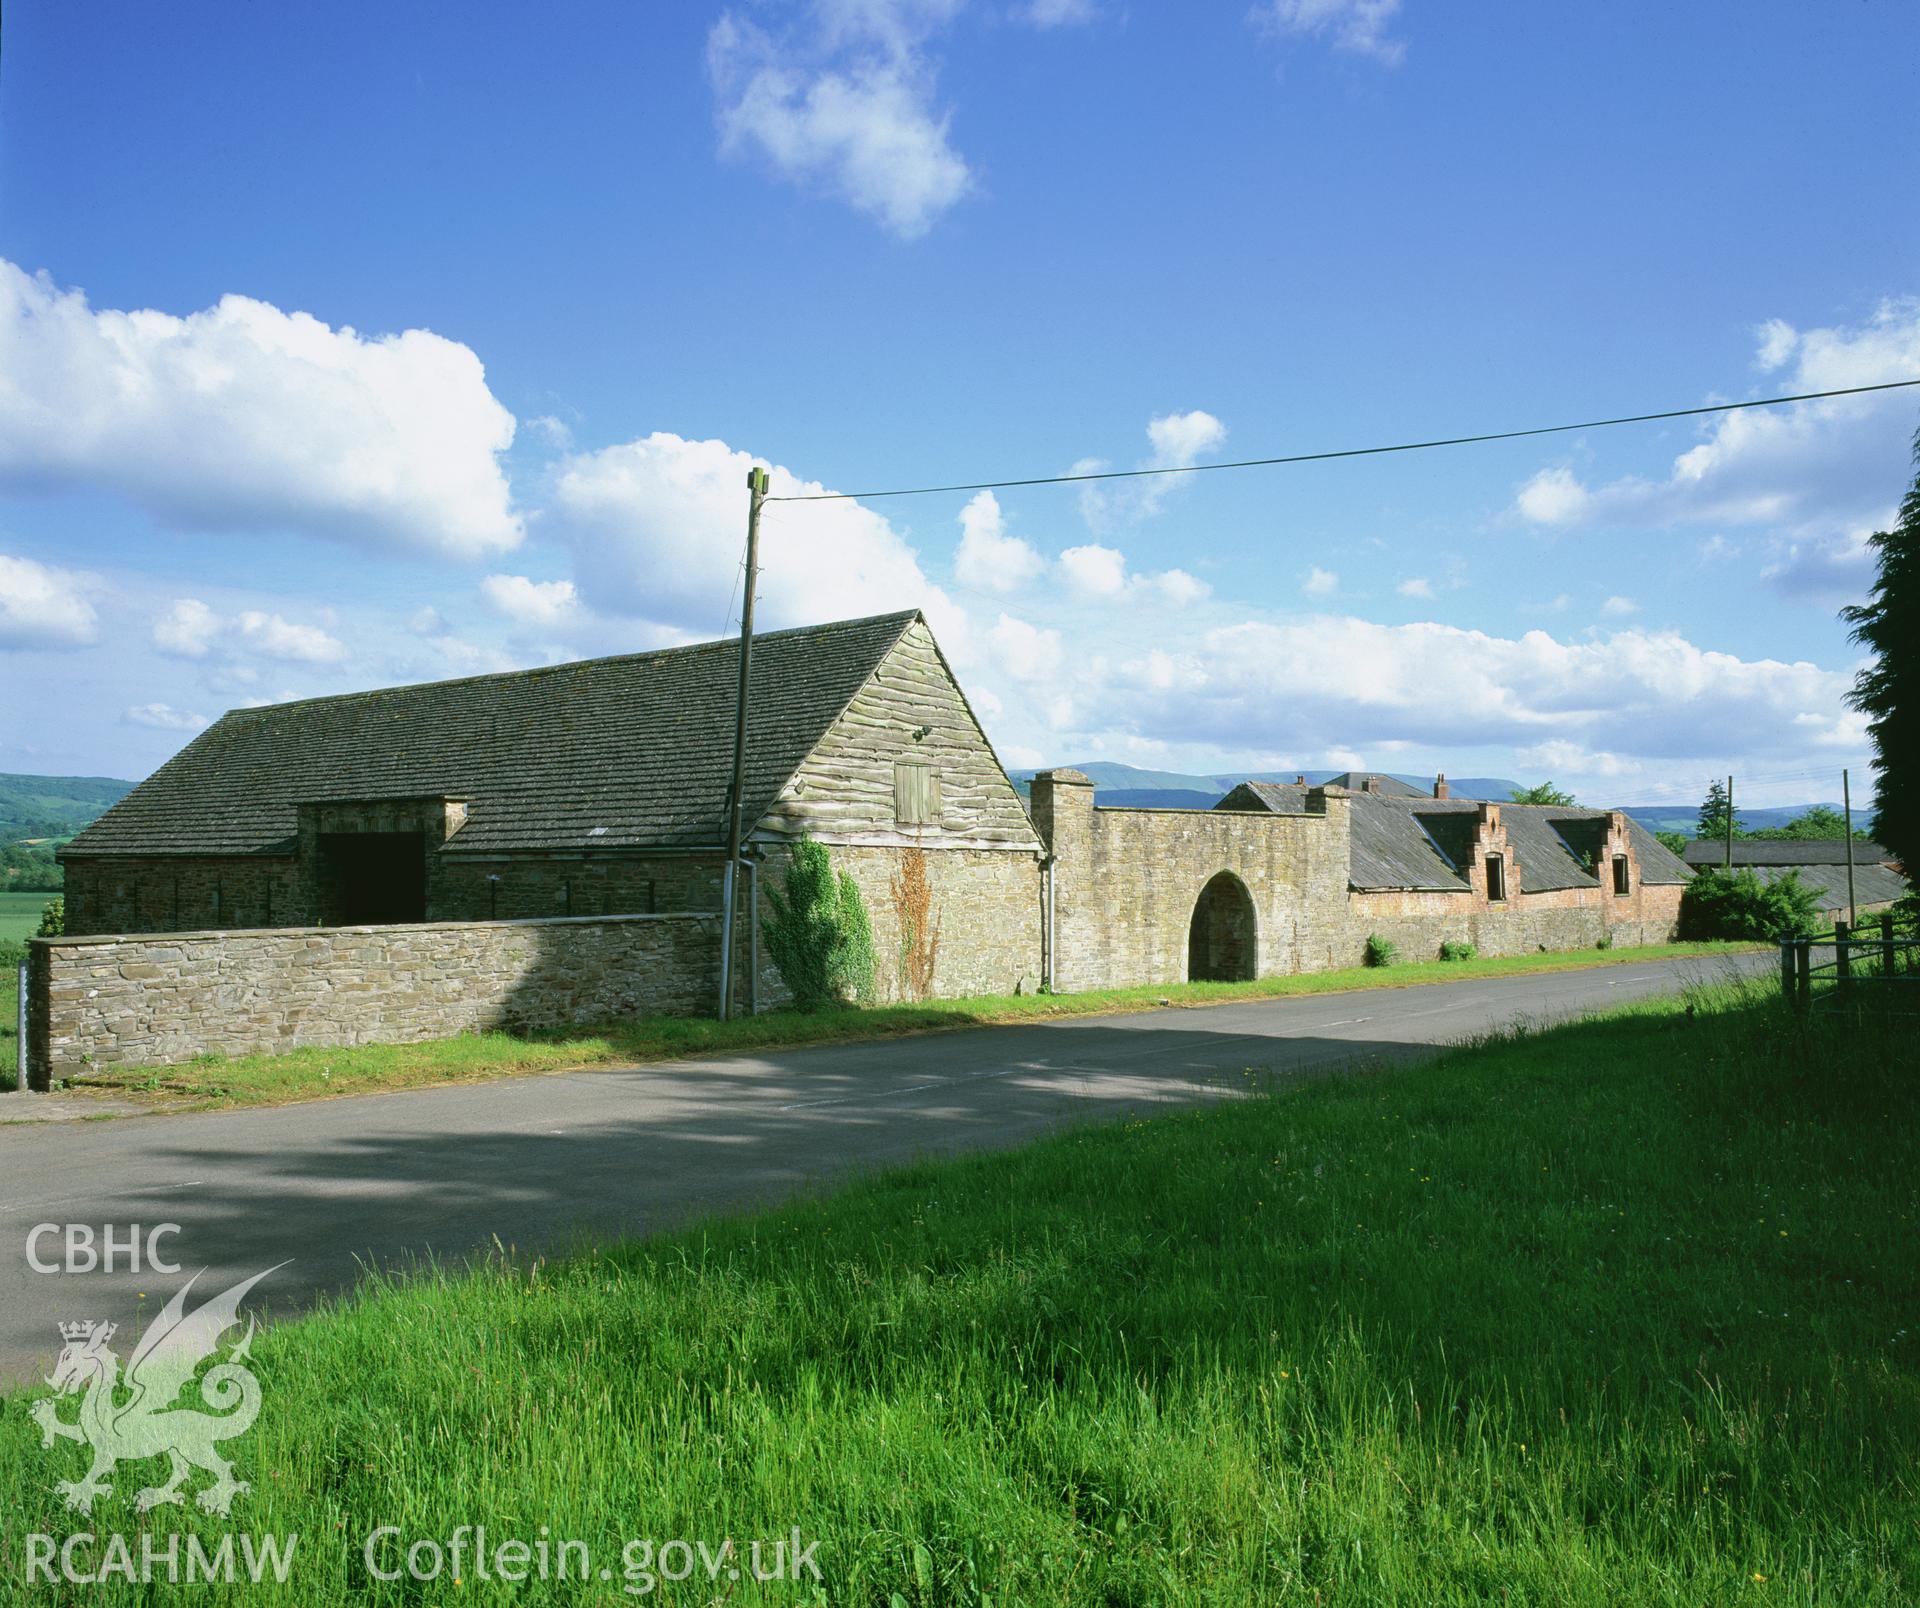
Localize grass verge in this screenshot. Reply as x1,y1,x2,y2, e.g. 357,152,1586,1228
67,940,1753,1110
0,951,17,1093
2,980,1912,1600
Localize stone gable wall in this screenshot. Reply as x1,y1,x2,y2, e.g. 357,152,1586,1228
761,620,1040,853
1031,769,1685,991
1031,771,1353,991
24,912,717,1087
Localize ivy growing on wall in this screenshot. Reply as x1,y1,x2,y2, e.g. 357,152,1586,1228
762,838,876,1011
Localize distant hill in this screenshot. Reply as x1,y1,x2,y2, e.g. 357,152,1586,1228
1008,766,1850,830
1621,803,1849,836
0,773,133,841
1009,762,1525,807
2,774,134,889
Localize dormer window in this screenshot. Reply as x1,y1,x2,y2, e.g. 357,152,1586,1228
1484,854,1506,902
1612,855,1630,897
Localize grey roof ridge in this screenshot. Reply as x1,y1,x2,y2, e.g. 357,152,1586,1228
211,608,927,725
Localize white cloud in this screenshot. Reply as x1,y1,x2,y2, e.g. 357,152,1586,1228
1253,0,1406,65
986,612,1062,682
1047,540,1208,604
153,598,345,666
0,259,520,558
408,605,447,636
414,632,519,677
1076,615,1861,773
1601,595,1639,616
708,6,971,239
482,573,582,629
953,490,1044,591
1761,526,1879,607
1514,739,1635,780
545,430,966,651
525,414,574,451
0,553,97,648
152,598,220,659
1514,465,1591,525
1396,576,1434,598
235,611,347,664
1514,299,1920,538
1696,535,1739,564
1145,409,1227,468
1059,542,1129,597
1302,566,1338,597
1021,0,1096,23
1077,408,1228,529
1151,569,1211,606
123,702,207,732
1754,317,1797,371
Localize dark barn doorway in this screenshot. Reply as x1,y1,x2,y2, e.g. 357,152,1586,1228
318,832,427,925
1187,871,1257,982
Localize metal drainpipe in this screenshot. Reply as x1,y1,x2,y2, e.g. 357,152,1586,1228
746,855,760,1017
716,859,735,1019
1042,854,1056,993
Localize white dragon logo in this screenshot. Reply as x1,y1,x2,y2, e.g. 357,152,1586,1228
30,1263,286,1516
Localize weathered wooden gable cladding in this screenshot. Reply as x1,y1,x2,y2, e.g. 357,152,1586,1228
759,619,1041,852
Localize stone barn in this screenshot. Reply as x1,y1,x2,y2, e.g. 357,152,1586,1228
58,610,1044,1009
31,607,1703,1082
1026,769,1690,991
1219,777,1690,959
1678,838,1908,917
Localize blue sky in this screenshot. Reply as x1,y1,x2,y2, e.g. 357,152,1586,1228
2,0,1916,809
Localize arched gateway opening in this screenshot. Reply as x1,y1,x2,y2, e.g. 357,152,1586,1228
1187,871,1257,982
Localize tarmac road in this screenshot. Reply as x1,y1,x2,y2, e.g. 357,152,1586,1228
0,951,1764,1386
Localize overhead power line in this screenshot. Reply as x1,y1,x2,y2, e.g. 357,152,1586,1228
764,377,1920,504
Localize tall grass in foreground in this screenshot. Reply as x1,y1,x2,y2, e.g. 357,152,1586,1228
4,982,1917,1602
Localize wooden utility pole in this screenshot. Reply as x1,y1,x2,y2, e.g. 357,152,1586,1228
1724,774,1734,871
717,465,770,1022
1843,767,1858,929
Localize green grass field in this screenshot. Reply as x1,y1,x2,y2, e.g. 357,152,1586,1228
0,889,49,944
0,968,13,1090
73,940,1749,1109
0,891,39,1089
4,978,1913,1602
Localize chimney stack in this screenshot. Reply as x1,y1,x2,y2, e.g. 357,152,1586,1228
1363,775,1381,794
1434,773,1449,799
1294,774,1306,787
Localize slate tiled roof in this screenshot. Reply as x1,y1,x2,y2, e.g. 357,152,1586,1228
1217,780,1311,813
1348,794,1469,891
1400,799,1588,892
1220,781,1693,892
65,611,922,858
1735,862,1911,912
1395,799,1693,891
1323,771,1426,798
1681,838,1897,868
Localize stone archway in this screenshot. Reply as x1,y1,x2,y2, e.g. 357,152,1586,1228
1188,871,1257,982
